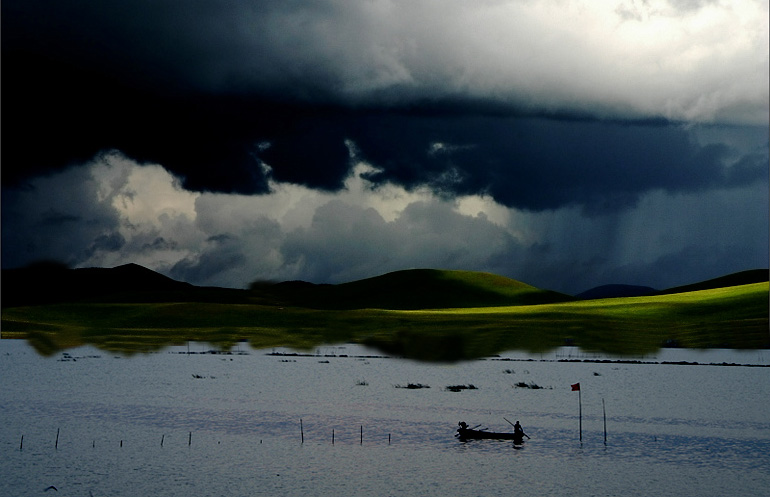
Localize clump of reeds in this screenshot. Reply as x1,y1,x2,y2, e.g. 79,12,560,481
445,384,477,392
514,381,545,389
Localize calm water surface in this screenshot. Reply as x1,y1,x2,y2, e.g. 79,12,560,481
1,340,769,496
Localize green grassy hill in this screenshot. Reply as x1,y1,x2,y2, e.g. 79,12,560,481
360,282,770,360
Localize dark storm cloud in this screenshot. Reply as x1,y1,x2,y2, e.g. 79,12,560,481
38,210,82,227
349,116,769,213
81,232,127,261
1,165,124,268
140,237,178,253
170,247,248,285
3,0,767,213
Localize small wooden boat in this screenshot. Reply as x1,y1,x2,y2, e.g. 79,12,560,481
456,423,525,444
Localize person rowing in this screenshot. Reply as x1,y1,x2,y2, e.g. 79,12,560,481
513,420,529,440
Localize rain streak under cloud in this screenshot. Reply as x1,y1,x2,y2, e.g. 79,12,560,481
2,0,768,294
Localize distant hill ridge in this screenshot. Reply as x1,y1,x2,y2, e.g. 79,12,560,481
576,269,768,300
2,263,767,309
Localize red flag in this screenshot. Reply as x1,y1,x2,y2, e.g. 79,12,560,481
571,383,580,391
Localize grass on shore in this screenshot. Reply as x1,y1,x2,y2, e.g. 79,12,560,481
2,282,768,361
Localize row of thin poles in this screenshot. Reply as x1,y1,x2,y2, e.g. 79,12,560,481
301,419,390,445
18,424,391,450
19,430,194,450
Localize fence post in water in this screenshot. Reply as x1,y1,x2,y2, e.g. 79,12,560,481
20,435,23,451
55,428,60,450
189,432,192,446
161,434,165,447
332,429,335,445
603,398,607,445
388,433,391,445
360,426,363,445
300,419,304,444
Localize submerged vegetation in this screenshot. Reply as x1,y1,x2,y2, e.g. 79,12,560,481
1,266,768,361
395,383,430,389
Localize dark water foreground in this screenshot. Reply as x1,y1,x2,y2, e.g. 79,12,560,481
1,341,769,497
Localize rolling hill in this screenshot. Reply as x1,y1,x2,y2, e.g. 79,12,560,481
265,269,574,309
2,263,767,310
2,264,573,309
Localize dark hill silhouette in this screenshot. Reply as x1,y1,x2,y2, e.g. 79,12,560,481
77,263,193,293
1,262,246,307
657,269,768,295
577,284,657,300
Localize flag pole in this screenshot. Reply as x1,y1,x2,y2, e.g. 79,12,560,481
578,388,582,442
571,382,582,443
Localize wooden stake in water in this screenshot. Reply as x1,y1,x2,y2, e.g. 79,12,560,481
188,432,192,446
300,419,304,444
55,428,60,450
20,435,23,451
360,425,363,445
332,429,335,445
161,434,165,447
603,398,607,445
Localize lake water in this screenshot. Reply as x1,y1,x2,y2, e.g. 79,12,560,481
1,340,769,497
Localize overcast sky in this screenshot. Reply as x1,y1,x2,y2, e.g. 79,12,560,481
2,0,768,294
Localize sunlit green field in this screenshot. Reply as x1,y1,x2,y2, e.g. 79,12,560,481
2,282,767,361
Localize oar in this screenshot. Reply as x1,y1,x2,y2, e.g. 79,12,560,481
503,417,530,439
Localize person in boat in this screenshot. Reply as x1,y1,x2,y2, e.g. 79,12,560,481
457,421,473,436
513,421,528,439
